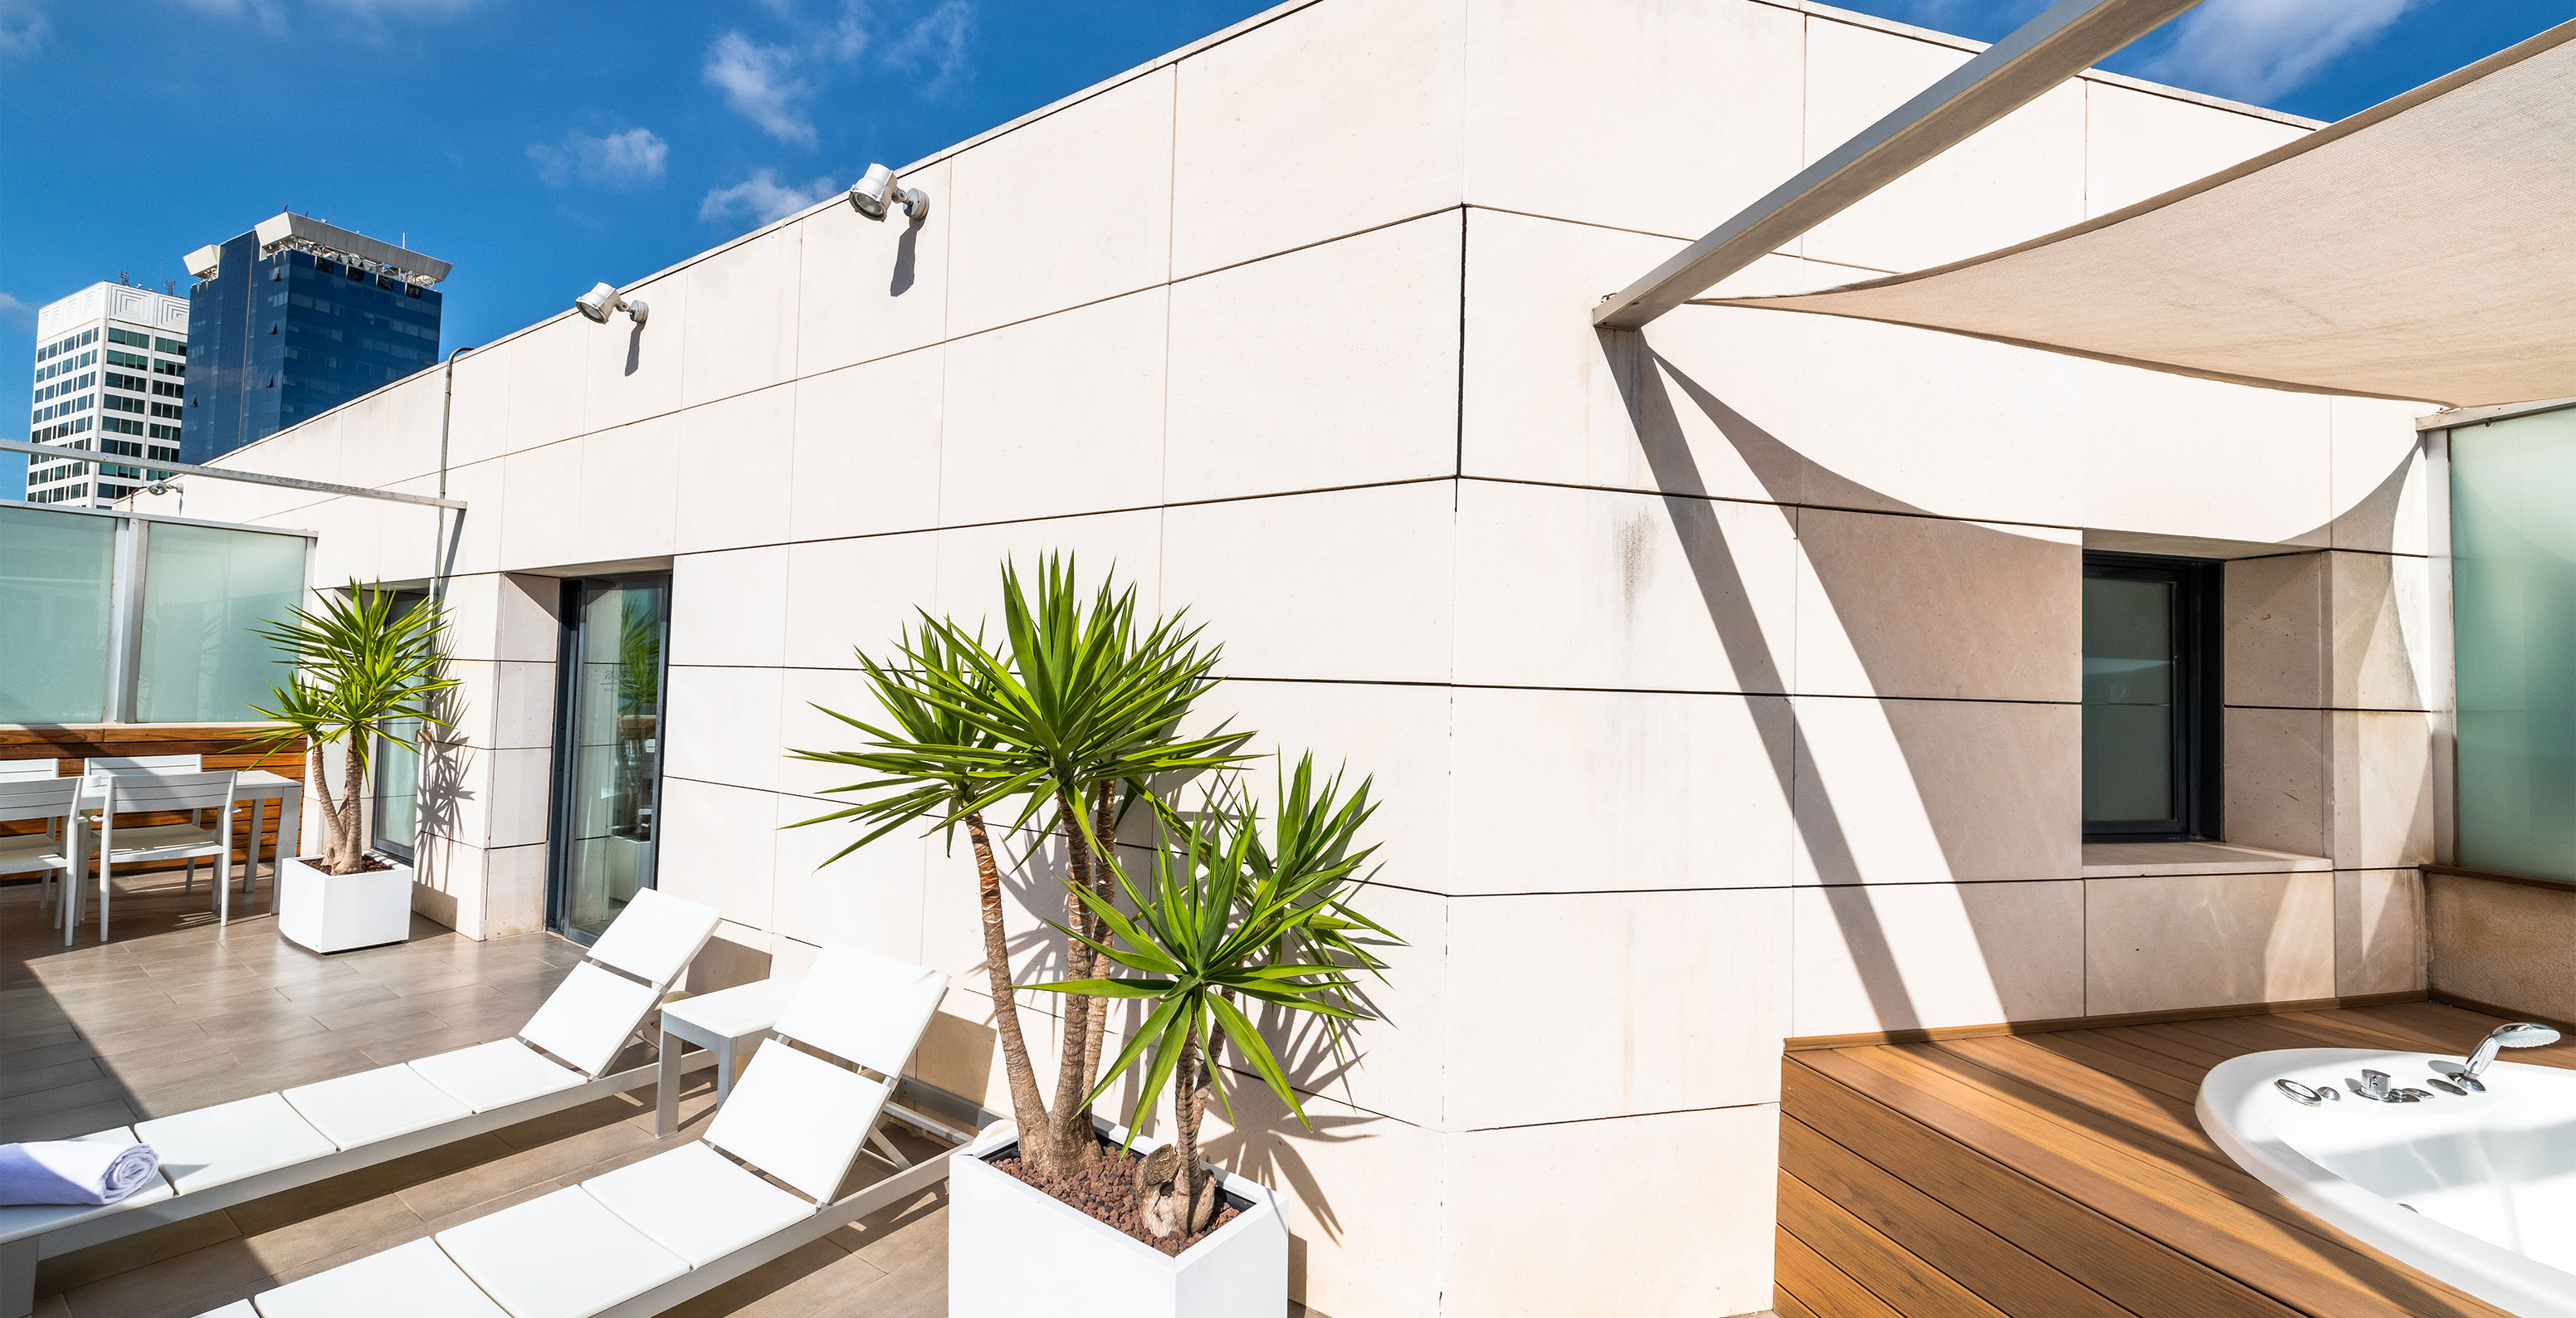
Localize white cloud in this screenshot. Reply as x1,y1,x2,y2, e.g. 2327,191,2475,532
702,0,872,147
882,0,973,94
529,127,670,189
0,290,34,325
704,29,820,147
703,2,965,142
0,0,48,56
699,168,841,227
816,0,867,61
2141,0,2425,103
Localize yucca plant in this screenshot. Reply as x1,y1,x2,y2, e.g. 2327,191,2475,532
1031,755,1393,1237
237,583,456,876
790,554,1253,1179
786,619,1067,1148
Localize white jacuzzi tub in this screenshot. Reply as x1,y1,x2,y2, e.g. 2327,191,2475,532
2198,1047,2576,1316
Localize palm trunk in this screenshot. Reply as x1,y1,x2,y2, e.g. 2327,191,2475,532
334,736,366,872
305,742,339,868
1173,1030,1204,1204
1139,1023,1217,1237
1045,786,1100,1171
964,811,1060,1176
1075,785,1118,1123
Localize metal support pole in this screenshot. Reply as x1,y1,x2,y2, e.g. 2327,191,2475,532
432,344,474,606
1593,0,2204,330
0,439,465,510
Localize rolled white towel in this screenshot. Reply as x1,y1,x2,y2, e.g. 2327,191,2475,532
0,1139,161,1206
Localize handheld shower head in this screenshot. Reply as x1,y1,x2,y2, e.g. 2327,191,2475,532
2438,1022,2563,1089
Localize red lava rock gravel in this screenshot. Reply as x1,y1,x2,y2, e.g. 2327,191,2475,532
988,1148,1241,1257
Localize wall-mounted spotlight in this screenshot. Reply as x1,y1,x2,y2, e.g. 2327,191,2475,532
575,281,649,326
847,164,929,222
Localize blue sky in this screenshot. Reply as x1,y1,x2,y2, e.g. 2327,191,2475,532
2,0,2567,501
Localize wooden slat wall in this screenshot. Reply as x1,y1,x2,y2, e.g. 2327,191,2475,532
0,725,305,871
1777,1002,2576,1317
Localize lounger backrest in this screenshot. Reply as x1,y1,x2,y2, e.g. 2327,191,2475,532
770,945,945,1079
0,775,81,824
517,963,662,1078
0,761,61,782
705,1038,892,1203
85,754,202,774
100,770,237,815
702,947,944,1204
582,887,721,988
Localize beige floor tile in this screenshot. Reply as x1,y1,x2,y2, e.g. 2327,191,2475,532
394,1116,654,1220
36,1212,242,1300
232,1193,426,1278
0,1037,104,1074
0,1094,137,1142
0,1057,103,1101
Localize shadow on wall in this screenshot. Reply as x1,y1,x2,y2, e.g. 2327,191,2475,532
413,728,476,927
1609,326,2420,1036
891,212,922,297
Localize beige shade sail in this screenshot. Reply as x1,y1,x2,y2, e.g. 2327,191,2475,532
1697,20,2576,410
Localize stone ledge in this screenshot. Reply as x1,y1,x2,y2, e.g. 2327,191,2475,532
2080,840,2334,878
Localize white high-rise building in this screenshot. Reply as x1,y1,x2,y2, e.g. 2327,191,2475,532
23,282,190,507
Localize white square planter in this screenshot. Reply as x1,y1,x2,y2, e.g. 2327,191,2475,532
949,1119,1288,1318
276,855,415,954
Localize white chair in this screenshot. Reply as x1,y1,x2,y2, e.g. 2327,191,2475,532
246,946,954,1318
0,776,84,941
0,761,68,877
76,770,237,940
80,754,246,901
0,891,729,1318
83,754,204,774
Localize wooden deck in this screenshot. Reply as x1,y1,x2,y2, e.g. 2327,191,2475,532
1777,999,2576,1318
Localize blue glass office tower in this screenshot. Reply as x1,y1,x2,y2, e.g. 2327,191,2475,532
181,214,448,464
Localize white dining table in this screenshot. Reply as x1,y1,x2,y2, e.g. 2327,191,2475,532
61,769,305,940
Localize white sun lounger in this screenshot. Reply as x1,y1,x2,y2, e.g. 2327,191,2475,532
240,945,960,1318
0,890,724,1318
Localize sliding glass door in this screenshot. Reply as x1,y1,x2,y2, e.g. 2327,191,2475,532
547,575,671,943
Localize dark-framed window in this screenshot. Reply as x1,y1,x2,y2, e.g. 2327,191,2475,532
2082,553,2222,840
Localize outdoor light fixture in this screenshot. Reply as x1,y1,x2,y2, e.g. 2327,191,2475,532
574,281,649,326
847,164,929,222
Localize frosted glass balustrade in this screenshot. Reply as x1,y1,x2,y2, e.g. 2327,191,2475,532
2453,408,2576,883
0,506,116,722
134,522,307,723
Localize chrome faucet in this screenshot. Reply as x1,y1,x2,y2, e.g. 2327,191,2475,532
2435,1022,2563,1091
2355,1068,2429,1102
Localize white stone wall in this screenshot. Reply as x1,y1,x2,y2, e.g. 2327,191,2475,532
156,2,2437,1313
